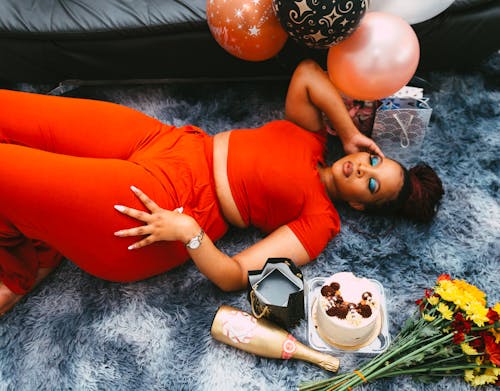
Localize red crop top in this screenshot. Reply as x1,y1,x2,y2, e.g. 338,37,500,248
226,120,340,259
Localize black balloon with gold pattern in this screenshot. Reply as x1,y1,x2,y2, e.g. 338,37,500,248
273,0,367,49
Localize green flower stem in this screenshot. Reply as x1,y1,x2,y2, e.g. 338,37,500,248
333,333,455,391
471,321,499,331
299,375,349,391
310,330,437,391
367,333,453,376
360,333,442,373
403,355,469,369
322,340,423,391
380,364,495,377
385,373,466,378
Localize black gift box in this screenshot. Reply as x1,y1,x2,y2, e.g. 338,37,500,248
247,258,305,329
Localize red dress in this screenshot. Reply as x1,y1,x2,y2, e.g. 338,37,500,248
227,120,340,259
0,89,227,293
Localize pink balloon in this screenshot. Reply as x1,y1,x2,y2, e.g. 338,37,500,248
327,12,420,100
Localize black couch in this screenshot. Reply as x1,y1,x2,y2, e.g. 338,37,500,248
0,0,499,84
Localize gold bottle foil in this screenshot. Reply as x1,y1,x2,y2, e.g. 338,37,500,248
210,305,339,372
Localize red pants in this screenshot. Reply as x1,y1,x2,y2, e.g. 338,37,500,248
0,89,227,294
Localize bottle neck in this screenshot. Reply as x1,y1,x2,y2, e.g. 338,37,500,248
292,342,340,373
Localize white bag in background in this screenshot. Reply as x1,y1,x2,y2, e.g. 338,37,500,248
371,97,432,166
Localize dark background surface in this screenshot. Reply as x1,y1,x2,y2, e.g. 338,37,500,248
0,0,499,84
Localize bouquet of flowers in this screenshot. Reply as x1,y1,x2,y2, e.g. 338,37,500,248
300,274,500,390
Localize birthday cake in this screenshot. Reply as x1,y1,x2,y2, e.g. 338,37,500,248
315,272,381,348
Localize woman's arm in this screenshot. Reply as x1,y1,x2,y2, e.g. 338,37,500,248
285,59,383,157
189,225,309,292
114,187,310,292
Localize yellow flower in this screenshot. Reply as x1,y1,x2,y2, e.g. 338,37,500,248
464,301,490,327
470,373,497,386
490,327,500,344
465,367,500,386
435,280,457,302
427,296,439,306
435,279,489,320
475,356,484,365
423,314,436,322
454,279,487,306
493,302,500,316
461,343,478,355
437,303,454,320
464,364,500,386
464,369,475,383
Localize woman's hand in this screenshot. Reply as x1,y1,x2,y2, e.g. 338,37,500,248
341,131,384,158
113,186,190,250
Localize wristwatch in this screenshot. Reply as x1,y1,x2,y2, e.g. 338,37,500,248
185,229,204,250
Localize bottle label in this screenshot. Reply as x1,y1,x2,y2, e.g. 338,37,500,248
222,310,257,344
281,334,297,359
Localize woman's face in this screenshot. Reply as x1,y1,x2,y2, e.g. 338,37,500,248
328,152,404,210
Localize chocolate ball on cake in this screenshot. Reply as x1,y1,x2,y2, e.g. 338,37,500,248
321,285,336,297
358,304,373,318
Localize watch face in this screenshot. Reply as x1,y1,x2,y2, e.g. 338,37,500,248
186,229,203,249
188,238,201,249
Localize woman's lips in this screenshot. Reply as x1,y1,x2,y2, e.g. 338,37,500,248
343,161,353,178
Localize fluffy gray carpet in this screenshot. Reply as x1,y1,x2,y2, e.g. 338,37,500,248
1,54,499,391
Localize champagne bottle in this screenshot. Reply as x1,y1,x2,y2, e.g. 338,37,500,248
210,305,339,372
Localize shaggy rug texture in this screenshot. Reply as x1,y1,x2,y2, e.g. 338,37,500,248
1,53,498,391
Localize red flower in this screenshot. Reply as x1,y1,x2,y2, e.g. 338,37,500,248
454,312,466,322
469,334,484,351
487,308,500,324
451,312,472,334
424,288,433,298
415,298,426,311
484,333,500,366
437,274,451,282
453,332,465,345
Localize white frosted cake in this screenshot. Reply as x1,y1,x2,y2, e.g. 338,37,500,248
315,272,381,348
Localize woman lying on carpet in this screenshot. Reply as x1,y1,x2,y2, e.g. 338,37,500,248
0,59,443,316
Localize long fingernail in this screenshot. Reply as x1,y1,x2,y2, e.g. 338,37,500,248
128,244,136,250
130,185,138,192
114,205,126,212
114,231,123,236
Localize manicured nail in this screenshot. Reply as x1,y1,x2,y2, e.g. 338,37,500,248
130,185,138,193
128,244,136,250
114,205,126,212
114,231,123,236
